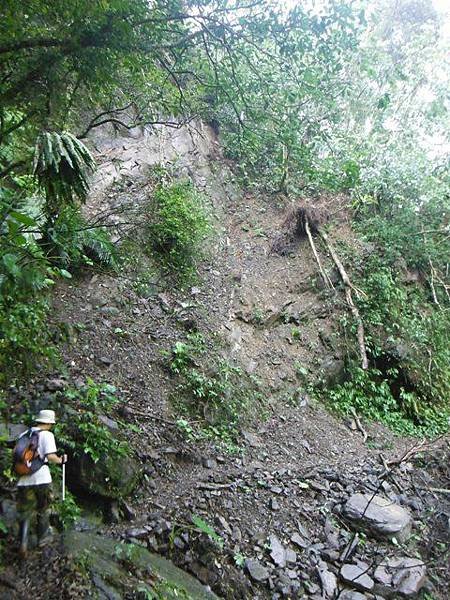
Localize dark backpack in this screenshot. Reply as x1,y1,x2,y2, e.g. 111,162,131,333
12,429,44,476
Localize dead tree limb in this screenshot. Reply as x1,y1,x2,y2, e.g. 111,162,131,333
429,260,440,306
304,217,333,290
319,230,369,370
349,406,368,442
384,436,445,466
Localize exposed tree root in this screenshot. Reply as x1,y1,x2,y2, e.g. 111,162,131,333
318,230,369,370
304,216,334,290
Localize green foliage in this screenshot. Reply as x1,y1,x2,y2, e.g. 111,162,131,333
146,181,210,282
0,189,115,391
328,367,448,437
191,515,224,549
0,295,56,389
46,206,117,269
55,379,128,463
54,490,82,529
33,131,95,219
168,334,261,445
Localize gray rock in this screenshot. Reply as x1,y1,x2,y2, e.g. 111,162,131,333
98,356,112,366
99,306,120,316
338,591,367,600
215,516,232,535
45,378,67,391
285,549,297,566
340,564,374,592
270,498,280,511
374,557,426,596
245,559,269,582
344,494,412,542
231,527,242,542
316,560,337,598
72,452,139,500
125,528,149,540
290,533,309,549
66,530,218,598
0,422,27,443
269,534,286,567
98,415,119,430
319,357,345,387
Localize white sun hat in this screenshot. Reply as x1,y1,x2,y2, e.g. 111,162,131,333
34,409,56,424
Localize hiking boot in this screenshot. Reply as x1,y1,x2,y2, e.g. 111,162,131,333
18,519,29,558
37,514,53,547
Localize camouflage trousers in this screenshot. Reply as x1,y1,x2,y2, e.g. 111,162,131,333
16,484,52,521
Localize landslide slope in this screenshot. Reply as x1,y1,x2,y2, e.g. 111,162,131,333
3,123,448,599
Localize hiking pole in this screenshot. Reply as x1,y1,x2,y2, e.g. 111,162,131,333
62,461,66,502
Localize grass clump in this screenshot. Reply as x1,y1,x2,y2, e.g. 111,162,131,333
146,181,210,282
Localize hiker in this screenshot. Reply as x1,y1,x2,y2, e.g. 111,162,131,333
15,409,67,557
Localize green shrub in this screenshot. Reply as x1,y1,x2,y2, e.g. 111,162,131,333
0,296,56,389
53,490,82,529
55,379,128,463
44,206,117,270
146,181,210,281
328,367,448,437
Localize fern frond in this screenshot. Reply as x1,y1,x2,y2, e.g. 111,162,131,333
34,131,96,213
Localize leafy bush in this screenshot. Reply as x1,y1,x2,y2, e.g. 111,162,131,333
55,379,128,463
0,179,115,392
45,206,117,270
328,367,448,437
146,181,210,281
328,240,449,437
0,296,56,389
53,490,82,529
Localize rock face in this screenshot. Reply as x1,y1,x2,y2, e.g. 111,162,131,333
374,557,426,597
343,494,412,542
0,422,27,444
72,452,139,499
65,530,218,599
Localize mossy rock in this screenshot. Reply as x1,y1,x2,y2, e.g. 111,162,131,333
65,530,219,599
70,452,139,499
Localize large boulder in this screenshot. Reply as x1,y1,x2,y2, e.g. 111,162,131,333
70,452,139,500
343,494,412,543
374,556,426,597
0,422,27,444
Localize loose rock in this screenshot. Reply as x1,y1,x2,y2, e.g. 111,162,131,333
269,534,286,568
340,564,374,592
374,556,426,597
344,494,412,542
245,559,269,582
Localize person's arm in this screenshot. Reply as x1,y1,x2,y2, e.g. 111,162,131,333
46,453,67,465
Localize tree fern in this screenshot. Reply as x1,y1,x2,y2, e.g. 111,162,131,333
33,131,96,220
